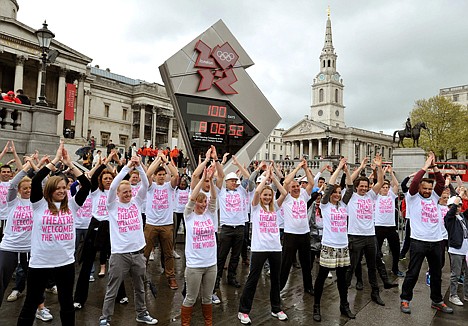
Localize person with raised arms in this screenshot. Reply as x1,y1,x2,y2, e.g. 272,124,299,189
99,155,156,326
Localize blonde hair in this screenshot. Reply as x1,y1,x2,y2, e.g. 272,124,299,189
43,176,69,215
259,186,275,212
18,176,32,189
195,192,207,203
117,180,131,192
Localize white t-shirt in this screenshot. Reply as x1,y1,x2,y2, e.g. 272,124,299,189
107,165,147,254
0,198,33,252
145,182,175,226
320,201,349,248
438,204,449,240
0,181,11,220
91,189,110,221
184,200,217,268
131,183,146,213
407,191,443,242
250,203,282,252
374,190,397,227
174,188,190,213
282,188,311,234
217,186,248,226
75,196,93,229
347,191,378,236
29,199,79,268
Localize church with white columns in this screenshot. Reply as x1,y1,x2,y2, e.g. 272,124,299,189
281,13,394,163
0,0,180,157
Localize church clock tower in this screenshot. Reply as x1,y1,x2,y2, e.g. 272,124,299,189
310,10,345,127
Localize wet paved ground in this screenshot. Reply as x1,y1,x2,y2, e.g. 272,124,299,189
1,244,467,326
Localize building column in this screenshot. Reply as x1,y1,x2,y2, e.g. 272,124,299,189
14,55,26,92
139,104,146,145
299,140,304,158
151,107,157,146
308,139,313,159
327,137,332,156
290,141,295,159
334,139,340,155
83,88,91,140
56,68,67,136
318,139,323,157
36,64,42,103
74,74,85,139
167,118,174,148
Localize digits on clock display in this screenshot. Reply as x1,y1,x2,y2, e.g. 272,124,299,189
198,121,244,136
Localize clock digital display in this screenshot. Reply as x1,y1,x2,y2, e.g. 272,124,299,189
175,95,259,159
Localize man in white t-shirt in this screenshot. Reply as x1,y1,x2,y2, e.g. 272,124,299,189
344,154,387,306
144,154,180,290
400,152,453,314
214,154,253,290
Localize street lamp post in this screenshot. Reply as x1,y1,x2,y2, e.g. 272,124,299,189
35,21,55,106
325,126,331,157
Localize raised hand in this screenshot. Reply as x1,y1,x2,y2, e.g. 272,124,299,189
373,153,382,167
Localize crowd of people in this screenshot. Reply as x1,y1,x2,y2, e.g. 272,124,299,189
0,139,467,325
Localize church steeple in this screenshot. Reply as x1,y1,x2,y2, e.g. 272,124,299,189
310,9,345,128
0,0,19,19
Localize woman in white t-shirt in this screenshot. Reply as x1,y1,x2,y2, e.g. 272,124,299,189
238,166,288,324
18,141,91,326
181,167,217,326
313,158,355,322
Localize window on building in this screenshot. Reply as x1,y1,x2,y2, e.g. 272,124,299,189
280,145,283,151
280,155,283,160
266,153,269,160
273,144,276,150
122,108,128,121
327,59,331,67
101,132,110,146
319,89,324,102
104,104,110,117
335,89,339,103
119,135,128,146
322,60,325,68
265,143,268,149
273,154,276,160
453,94,459,101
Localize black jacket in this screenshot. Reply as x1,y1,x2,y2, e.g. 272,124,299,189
444,204,468,250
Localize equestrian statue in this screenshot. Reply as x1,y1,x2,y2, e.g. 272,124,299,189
393,118,427,148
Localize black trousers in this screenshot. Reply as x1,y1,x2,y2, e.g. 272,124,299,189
18,263,75,326
280,233,312,291
0,250,29,307
217,225,244,281
400,239,443,302
375,226,401,274
346,235,379,291
314,265,348,306
239,251,282,314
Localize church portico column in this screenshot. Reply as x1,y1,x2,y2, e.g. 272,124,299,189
56,68,67,136
334,139,340,155
327,137,332,156
83,88,91,140
291,141,295,159
308,140,313,159
151,107,157,146
318,139,322,157
299,140,304,158
14,55,26,92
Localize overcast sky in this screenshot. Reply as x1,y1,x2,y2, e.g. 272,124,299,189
16,0,468,135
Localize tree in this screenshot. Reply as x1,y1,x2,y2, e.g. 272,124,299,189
409,95,468,160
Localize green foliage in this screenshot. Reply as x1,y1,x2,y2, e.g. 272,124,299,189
410,95,468,160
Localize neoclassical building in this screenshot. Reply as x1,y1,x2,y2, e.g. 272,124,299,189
0,0,179,157
281,13,395,163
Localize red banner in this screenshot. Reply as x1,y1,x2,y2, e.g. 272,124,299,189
64,83,76,121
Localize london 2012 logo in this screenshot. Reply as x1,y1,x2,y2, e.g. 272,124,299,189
194,40,239,95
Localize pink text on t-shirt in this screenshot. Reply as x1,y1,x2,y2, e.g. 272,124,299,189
192,219,215,249
11,205,33,232
259,209,278,234
226,193,242,212
116,204,140,233
356,198,373,220
330,207,348,233
379,197,393,214
421,201,439,223
40,209,74,242
152,189,169,210
292,199,307,219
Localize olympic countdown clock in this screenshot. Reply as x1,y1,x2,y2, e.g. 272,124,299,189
159,20,281,172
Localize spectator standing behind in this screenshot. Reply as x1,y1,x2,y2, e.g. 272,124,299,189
106,140,116,156
400,152,453,314
171,146,180,167
3,91,21,103
88,136,96,152
16,89,31,105
93,150,103,167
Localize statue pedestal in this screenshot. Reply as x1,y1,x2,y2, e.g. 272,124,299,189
392,148,427,182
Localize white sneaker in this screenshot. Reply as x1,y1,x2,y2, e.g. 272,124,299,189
173,250,181,259
36,307,53,321
89,275,95,282
119,297,129,304
73,302,82,309
7,290,21,302
271,311,288,321
238,312,251,324
211,293,221,304
328,272,333,278
45,285,58,294
149,251,155,261
449,295,464,306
